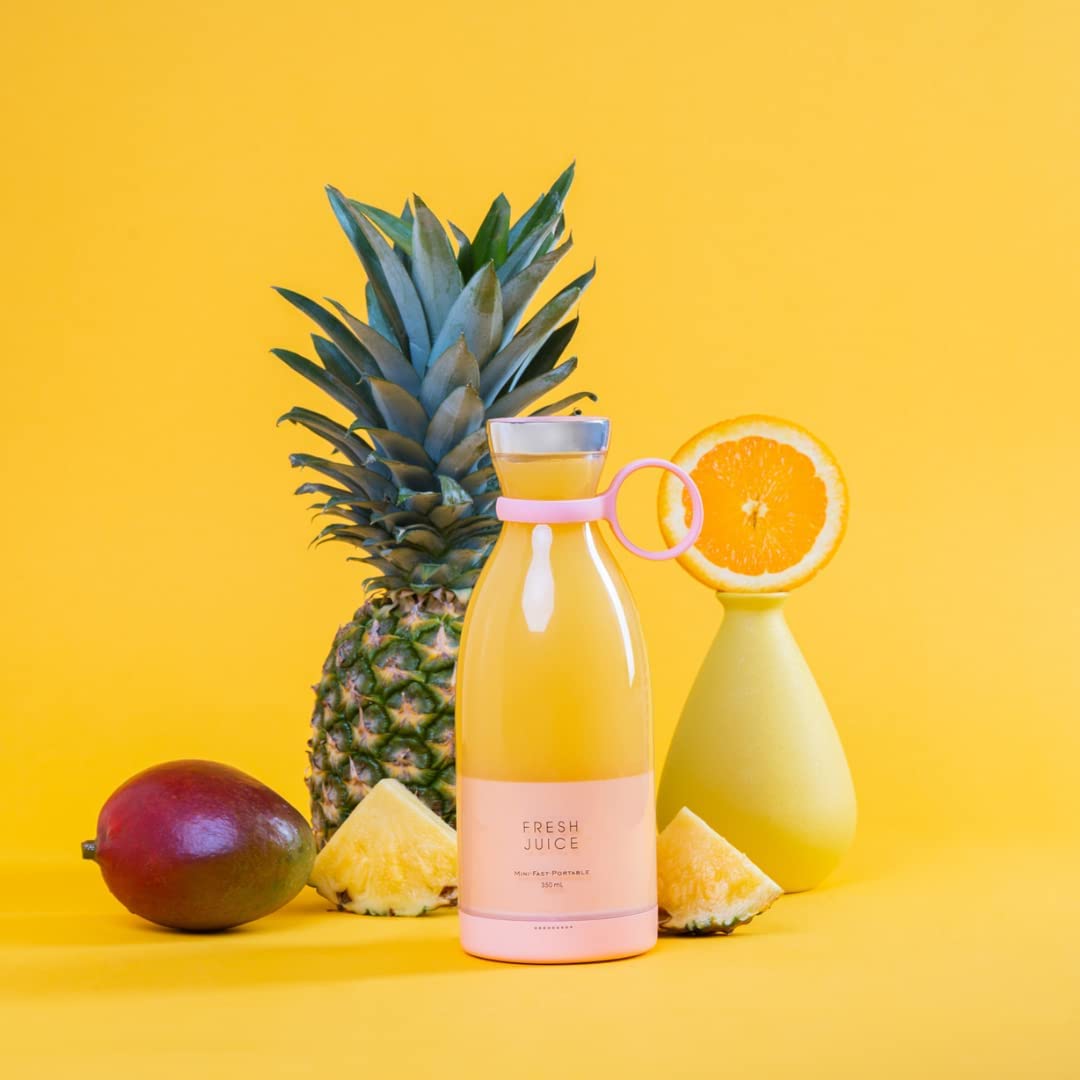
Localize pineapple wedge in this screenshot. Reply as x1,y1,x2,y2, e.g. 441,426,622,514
310,778,457,916
657,808,782,935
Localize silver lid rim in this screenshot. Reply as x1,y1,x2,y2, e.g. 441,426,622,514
487,416,610,455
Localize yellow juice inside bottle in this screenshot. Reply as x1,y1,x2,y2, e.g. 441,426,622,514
459,450,651,782
456,419,657,963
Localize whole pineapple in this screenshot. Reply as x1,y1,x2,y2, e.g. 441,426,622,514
274,165,594,848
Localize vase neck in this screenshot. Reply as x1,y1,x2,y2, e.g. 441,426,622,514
716,592,788,615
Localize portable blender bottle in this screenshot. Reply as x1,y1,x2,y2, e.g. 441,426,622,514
456,417,703,963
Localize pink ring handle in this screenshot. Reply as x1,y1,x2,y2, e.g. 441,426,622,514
602,458,704,561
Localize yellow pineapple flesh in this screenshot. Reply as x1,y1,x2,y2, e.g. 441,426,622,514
309,778,457,916
657,807,782,935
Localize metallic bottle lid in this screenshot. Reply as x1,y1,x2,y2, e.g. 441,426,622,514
487,416,610,455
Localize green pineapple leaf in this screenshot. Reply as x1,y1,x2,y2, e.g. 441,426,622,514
326,186,431,369
558,261,598,298
395,488,442,514
352,556,401,578
361,428,434,469
411,562,455,587
506,191,544,253
277,406,372,465
541,214,567,255
479,286,583,404
309,335,364,386
320,493,381,512
508,162,574,254
315,503,371,525
308,338,384,430
364,282,399,345
420,337,481,417
486,358,580,419
437,474,473,506
393,525,445,556
470,194,510,270
270,348,369,417
448,221,472,278
363,377,429,444
411,197,464,334
424,385,484,462
514,316,578,386
274,287,379,380
503,264,593,391
499,235,573,341
447,517,503,542
295,482,353,500
378,459,438,492
381,546,425,573
302,457,393,503
427,263,503,367
428,502,476,531
290,453,378,493
459,467,498,495
314,523,390,545
530,390,597,416
435,427,489,479
347,199,414,253
497,214,561,285
325,298,421,396
397,200,414,264
368,510,427,532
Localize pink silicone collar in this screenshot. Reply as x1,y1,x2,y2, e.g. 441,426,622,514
495,458,704,561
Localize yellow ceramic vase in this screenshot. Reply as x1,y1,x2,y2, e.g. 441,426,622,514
656,593,856,892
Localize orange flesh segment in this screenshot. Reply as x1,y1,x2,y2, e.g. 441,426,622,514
684,436,827,575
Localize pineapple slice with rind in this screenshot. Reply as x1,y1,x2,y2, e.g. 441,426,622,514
657,807,782,935
310,778,457,916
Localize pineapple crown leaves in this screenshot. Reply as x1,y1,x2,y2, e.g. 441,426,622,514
274,163,597,597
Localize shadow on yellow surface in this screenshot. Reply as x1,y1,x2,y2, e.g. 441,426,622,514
4,852,1077,1077
9,931,469,998
4,857,821,997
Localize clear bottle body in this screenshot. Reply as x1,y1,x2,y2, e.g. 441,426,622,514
457,436,657,963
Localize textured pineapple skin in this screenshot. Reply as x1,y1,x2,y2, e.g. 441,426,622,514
306,588,462,848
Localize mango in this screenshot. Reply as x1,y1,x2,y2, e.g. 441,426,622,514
82,759,315,931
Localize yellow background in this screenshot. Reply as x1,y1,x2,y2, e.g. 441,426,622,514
2,1,1077,1076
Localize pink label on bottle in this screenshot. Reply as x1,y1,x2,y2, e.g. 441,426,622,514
458,773,657,920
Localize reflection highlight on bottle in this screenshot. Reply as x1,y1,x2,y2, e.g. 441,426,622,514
522,524,555,632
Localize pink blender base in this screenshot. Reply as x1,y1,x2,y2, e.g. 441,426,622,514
459,907,657,964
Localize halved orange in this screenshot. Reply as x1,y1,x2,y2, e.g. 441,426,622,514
659,416,847,592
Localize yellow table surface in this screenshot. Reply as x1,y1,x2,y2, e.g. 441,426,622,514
6,843,1076,1078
